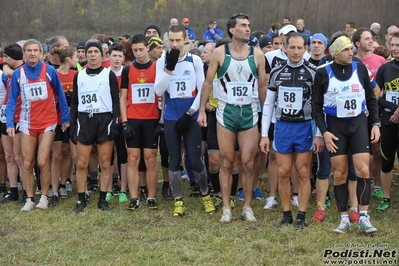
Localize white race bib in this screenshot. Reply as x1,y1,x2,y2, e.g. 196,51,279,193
336,92,364,118
23,82,48,102
278,86,303,110
79,88,100,113
0,105,6,123
132,83,155,104
385,91,399,105
169,77,192,98
226,82,252,105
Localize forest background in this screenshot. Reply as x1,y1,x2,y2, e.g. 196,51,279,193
0,0,398,46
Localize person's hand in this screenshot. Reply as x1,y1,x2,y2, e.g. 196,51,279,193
108,122,120,140
153,121,164,137
197,110,207,127
61,123,70,132
165,48,180,71
121,121,135,139
313,136,325,154
323,131,339,153
259,137,270,154
6,127,15,138
176,113,192,132
389,108,399,124
370,125,380,144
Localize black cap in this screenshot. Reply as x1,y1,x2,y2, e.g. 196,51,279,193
259,36,272,49
144,24,161,37
4,43,23,60
209,20,217,24
77,41,86,50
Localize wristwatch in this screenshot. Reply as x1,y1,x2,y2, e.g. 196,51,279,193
372,122,381,127
186,109,196,116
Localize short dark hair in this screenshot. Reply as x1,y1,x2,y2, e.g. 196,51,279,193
168,25,186,38
271,32,280,42
252,30,266,40
284,16,291,22
226,13,249,38
130,34,148,46
352,28,371,48
216,37,232,48
391,31,399,41
346,22,355,29
108,42,126,55
285,32,306,47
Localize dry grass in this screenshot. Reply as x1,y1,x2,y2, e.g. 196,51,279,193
0,173,398,265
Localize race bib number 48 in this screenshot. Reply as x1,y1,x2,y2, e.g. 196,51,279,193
336,92,364,118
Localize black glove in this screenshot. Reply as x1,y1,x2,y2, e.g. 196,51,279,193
108,122,120,140
165,48,180,71
65,91,72,106
176,113,192,132
154,121,164,137
69,122,77,145
122,121,135,139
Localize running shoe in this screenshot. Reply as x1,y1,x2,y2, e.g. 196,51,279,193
147,199,158,210
253,187,263,200
161,186,173,201
65,181,73,193
358,215,377,234
333,219,351,233
127,198,139,211
97,199,111,211
325,196,331,209
230,197,236,209
213,195,223,211
291,195,299,208
73,201,87,213
173,200,185,217
241,207,257,222
376,199,391,211
105,192,114,202
202,195,216,213
349,209,360,223
310,207,326,223
294,218,306,230
0,193,19,204
139,187,148,202
35,195,48,209
372,188,383,199
59,187,68,199
263,196,277,210
35,187,42,195
49,195,59,207
277,214,293,228
220,208,232,223
118,192,128,203
237,189,244,201
21,198,35,212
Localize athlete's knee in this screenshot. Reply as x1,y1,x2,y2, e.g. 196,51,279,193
208,153,220,172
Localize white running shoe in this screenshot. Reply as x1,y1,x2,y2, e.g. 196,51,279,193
220,208,232,223
241,207,257,222
66,181,73,193
36,195,48,209
358,215,377,234
333,219,351,234
59,187,68,199
21,198,35,212
263,196,278,210
291,195,299,208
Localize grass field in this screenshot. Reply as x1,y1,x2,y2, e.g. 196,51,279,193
0,172,398,265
